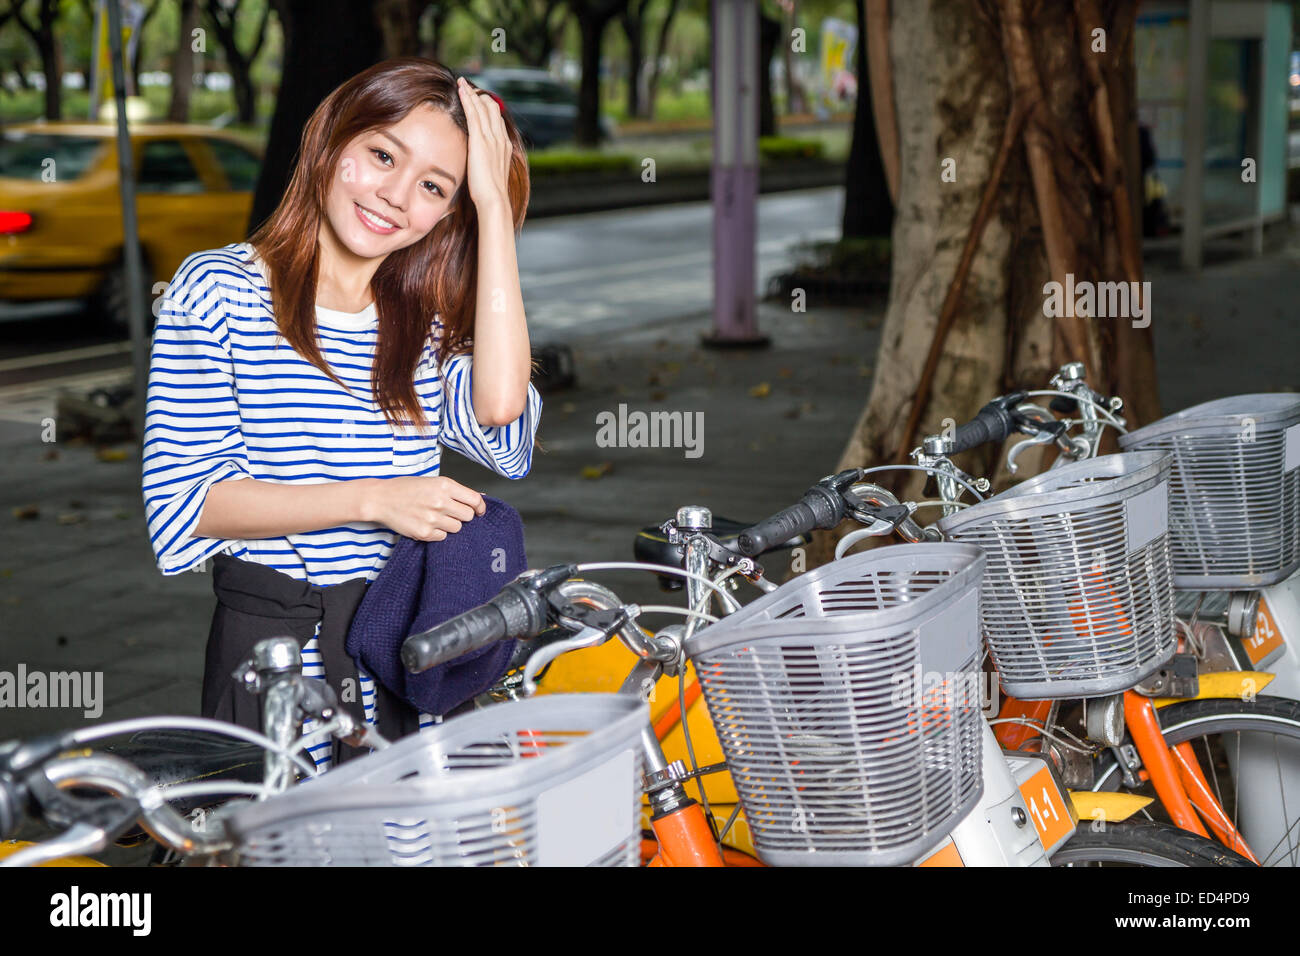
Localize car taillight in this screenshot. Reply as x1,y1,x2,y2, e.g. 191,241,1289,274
0,211,33,235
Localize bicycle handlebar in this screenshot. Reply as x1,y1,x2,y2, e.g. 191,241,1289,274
400,565,575,673
946,392,1027,454
734,470,863,557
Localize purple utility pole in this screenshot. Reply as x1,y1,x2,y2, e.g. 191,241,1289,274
704,0,768,349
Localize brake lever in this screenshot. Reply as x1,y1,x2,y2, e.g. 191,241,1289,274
1006,432,1057,474
1005,403,1073,474
521,623,618,697
1,771,142,867
839,493,914,534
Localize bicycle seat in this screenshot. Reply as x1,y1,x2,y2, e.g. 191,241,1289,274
633,516,812,591
102,730,265,842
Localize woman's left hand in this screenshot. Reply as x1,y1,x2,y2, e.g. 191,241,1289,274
457,77,511,211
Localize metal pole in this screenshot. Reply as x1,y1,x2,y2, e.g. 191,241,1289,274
704,0,768,348
105,0,150,441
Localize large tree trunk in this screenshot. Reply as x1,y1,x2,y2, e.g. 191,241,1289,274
802,0,1160,571
249,0,383,233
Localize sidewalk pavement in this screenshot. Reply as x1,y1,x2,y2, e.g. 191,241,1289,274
1,244,1296,743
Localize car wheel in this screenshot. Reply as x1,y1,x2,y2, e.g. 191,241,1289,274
95,248,155,335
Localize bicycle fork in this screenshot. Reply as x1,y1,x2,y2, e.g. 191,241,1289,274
620,661,725,867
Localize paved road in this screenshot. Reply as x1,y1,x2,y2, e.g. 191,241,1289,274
0,186,843,424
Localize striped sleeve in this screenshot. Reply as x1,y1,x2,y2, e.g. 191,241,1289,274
142,255,255,575
438,351,541,479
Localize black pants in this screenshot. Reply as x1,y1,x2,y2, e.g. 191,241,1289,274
202,553,421,764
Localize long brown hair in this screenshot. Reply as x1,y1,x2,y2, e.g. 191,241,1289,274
246,57,530,433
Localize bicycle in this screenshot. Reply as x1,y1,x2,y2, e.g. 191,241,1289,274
896,372,1300,866
1,503,1247,867
0,364,1267,867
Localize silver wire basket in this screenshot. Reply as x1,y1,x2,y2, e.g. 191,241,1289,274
938,451,1176,699
682,543,986,867
224,694,646,866
1118,394,1300,589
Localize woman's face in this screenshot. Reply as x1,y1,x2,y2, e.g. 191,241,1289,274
322,102,467,260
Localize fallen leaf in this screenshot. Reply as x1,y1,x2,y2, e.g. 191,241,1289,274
749,382,771,399
581,462,614,480
96,448,128,462
12,505,39,520
56,513,85,525
649,389,667,401
777,366,793,378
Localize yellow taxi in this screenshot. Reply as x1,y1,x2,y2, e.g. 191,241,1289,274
0,121,262,329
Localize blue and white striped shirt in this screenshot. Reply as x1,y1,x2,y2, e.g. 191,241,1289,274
142,241,541,764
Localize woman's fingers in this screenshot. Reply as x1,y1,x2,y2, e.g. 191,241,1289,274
437,476,486,515
436,499,477,524
457,79,483,146
459,78,489,135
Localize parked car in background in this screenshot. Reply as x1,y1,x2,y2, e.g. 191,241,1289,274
0,122,262,330
460,67,616,149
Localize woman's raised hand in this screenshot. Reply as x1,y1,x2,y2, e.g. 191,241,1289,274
457,76,511,211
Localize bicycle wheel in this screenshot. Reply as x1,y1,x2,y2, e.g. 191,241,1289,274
1092,696,1300,867
1051,822,1255,866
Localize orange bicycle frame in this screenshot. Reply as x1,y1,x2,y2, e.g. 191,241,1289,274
994,689,1257,861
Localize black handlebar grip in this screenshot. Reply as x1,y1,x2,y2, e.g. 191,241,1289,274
948,401,1018,453
400,579,551,673
735,486,843,557
400,604,508,673
735,502,816,557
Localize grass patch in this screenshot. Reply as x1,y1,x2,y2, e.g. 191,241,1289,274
758,135,825,161
789,236,893,276
527,150,639,176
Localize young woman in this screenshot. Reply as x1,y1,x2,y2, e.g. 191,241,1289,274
141,58,541,766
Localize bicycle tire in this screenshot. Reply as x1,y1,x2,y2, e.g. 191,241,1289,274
1051,821,1256,866
1092,695,1300,866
